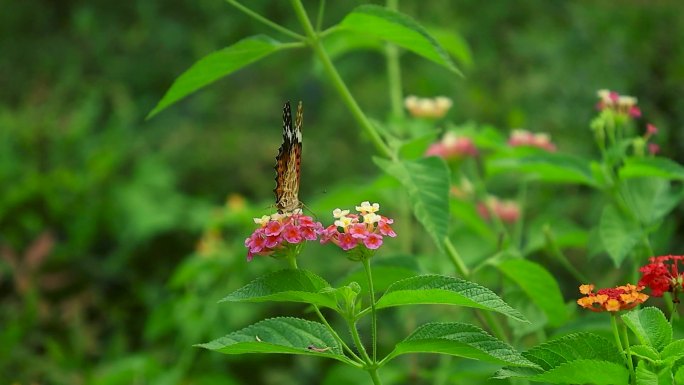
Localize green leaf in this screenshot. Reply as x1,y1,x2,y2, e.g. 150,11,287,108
630,345,661,363
376,274,527,322
620,157,684,181
496,259,568,327
620,178,684,226
636,363,656,385
636,362,672,385
148,35,282,118
197,317,349,363
398,133,438,161
220,269,337,309
675,365,684,384
622,307,672,352
599,204,642,266
662,340,684,363
498,360,629,384
540,360,630,384
374,157,450,252
486,151,596,186
322,28,383,60
384,322,539,368
429,27,473,68
340,5,460,75
495,333,629,384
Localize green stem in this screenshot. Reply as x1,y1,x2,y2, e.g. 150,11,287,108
513,181,527,250
641,234,654,259
385,0,403,119
610,313,624,352
664,292,676,321
347,318,372,364
318,25,339,39
313,305,364,364
618,317,636,385
289,0,394,159
477,309,508,342
611,314,635,385
226,0,306,41
672,301,680,323
362,258,378,362
543,225,589,283
445,238,469,277
315,0,326,32
445,239,508,342
468,158,510,244
368,368,384,385
386,43,403,119
287,255,298,269
279,42,307,49
433,355,452,385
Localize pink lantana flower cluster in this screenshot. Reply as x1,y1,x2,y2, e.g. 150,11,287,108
245,212,323,261
592,89,662,157
596,89,641,118
477,196,520,224
425,132,478,160
644,123,660,156
508,129,557,152
320,202,396,260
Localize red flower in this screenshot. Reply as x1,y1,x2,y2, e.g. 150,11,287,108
638,255,684,297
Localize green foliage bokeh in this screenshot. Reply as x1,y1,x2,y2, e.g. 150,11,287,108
2,1,684,384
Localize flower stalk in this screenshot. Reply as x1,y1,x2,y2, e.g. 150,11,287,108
363,257,378,362
289,0,393,159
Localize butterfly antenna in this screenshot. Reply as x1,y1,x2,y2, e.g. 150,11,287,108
301,202,318,221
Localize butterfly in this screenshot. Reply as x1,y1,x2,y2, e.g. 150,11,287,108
273,101,303,214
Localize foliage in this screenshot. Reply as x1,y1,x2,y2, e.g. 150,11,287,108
3,0,684,384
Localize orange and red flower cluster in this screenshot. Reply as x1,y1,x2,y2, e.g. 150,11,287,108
577,283,648,312
638,255,684,297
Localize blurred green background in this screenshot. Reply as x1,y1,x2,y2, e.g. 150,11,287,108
2,1,684,384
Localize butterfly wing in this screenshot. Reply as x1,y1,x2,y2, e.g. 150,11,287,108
274,101,303,213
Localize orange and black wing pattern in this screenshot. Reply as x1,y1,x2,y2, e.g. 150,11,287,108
273,101,303,214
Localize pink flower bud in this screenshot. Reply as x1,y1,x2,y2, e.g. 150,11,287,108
649,143,660,155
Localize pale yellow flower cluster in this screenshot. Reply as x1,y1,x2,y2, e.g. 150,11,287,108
404,95,453,118
253,209,302,225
